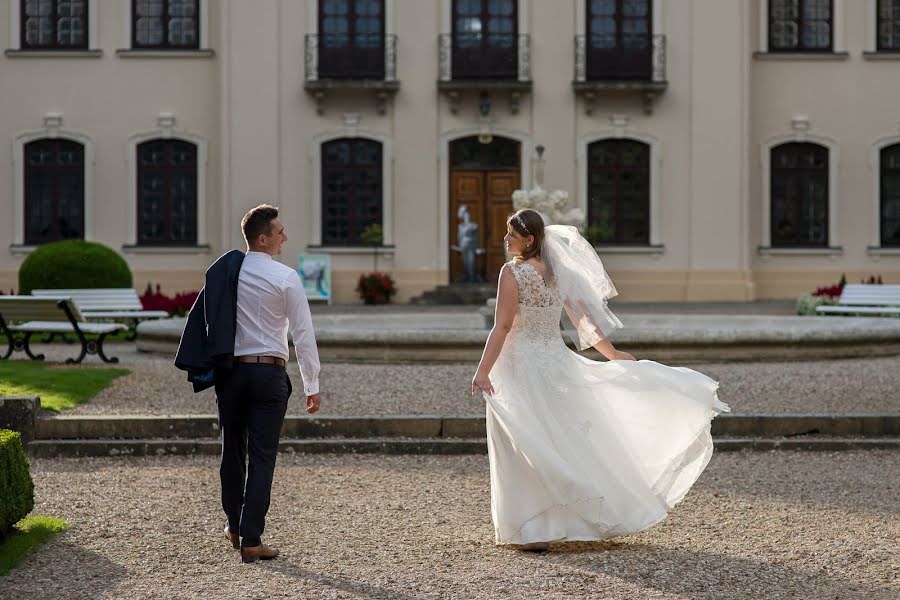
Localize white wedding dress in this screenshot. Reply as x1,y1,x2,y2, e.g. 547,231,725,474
485,260,729,545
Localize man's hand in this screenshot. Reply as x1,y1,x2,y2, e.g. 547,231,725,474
306,393,321,414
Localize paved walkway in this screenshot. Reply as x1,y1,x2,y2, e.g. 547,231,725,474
2,451,896,599
15,344,899,416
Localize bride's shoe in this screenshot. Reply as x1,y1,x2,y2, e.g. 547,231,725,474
517,542,550,553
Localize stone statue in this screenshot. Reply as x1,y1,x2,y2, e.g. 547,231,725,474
451,205,485,283
511,145,586,229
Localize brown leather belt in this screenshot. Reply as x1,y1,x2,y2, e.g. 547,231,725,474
235,355,286,367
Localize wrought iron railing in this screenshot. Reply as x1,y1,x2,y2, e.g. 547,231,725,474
574,33,666,83
305,33,398,81
438,33,530,82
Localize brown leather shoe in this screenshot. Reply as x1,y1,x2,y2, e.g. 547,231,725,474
224,526,239,550
240,544,279,563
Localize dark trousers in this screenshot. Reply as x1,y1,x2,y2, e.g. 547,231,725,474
215,363,291,547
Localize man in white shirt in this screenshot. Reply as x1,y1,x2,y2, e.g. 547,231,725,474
218,204,322,564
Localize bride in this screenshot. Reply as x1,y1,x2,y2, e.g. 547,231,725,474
471,209,729,552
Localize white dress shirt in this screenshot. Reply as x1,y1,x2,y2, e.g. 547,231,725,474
234,251,321,395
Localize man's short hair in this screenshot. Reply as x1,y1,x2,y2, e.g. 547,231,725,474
241,204,279,244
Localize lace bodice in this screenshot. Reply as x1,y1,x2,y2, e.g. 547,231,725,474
506,260,564,346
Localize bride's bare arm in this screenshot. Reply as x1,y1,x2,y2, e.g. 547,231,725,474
471,265,518,396
563,298,635,361
591,337,635,362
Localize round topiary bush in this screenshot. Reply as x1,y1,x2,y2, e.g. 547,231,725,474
0,430,34,536
18,240,132,295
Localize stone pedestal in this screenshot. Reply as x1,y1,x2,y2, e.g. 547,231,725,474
0,396,40,443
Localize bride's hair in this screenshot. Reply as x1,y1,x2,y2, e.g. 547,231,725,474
507,209,544,262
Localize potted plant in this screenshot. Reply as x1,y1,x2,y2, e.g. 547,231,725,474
360,223,384,271
356,272,396,305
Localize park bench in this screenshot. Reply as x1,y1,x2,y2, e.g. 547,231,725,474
31,288,169,340
815,284,900,316
0,296,126,363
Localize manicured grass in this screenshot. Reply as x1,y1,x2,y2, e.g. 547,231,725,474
0,515,68,576
0,361,129,412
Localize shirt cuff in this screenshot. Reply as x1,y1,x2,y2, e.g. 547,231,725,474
303,379,319,396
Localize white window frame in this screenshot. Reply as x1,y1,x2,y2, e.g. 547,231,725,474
870,134,900,248
310,129,394,247
760,132,840,249
122,0,210,50
12,128,95,247
125,129,209,247
437,127,532,271
577,130,663,248
9,0,100,50
759,0,845,53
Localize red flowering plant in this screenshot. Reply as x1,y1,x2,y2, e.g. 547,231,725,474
356,272,396,305
140,283,200,317
797,274,846,315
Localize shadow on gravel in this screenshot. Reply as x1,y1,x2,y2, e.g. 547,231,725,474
1,539,127,600
263,560,421,600
543,542,893,599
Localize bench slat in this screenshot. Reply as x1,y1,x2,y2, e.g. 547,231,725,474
0,297,84,323
82,310,169,319
7,321,126,334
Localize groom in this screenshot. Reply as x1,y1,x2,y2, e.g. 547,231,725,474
177,204,321,563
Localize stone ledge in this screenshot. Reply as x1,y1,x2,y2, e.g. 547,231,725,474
0,396,40,442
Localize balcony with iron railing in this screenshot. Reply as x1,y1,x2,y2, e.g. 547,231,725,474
572,33,667,113
304,33,399,114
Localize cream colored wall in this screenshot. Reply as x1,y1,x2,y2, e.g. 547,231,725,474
0,0,221,294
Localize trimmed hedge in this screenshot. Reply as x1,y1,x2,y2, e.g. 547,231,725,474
18,240,132,295
0,430,34,537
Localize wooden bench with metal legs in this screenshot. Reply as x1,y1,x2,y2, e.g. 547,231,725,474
0,296,126,364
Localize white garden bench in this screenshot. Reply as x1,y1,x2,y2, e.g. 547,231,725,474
0,296,126,363
815,284,900,316
31,288,169,340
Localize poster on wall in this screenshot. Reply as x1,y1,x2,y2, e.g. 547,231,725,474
297,254,331,303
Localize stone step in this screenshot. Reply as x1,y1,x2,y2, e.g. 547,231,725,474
34,413,900,440
25,436,900,458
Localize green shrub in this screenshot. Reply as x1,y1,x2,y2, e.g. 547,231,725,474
18,240,132,295
0,430,34,537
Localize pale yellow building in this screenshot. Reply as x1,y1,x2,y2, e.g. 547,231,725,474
1,0,899,302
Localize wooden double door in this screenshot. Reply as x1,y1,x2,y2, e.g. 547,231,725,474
449,169,518,284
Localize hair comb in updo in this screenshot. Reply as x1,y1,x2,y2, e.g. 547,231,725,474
514,214,531,235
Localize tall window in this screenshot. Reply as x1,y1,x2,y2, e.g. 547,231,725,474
770,142,829,247
452,0,518,79
21,0,88,49
768,0,833,52
586,0,652,80
586,139,650,245
132,0,200,49
878,0,900,51
318,0,385,78
881,144,900,247
321,138,383,245
24,139,85,245
137,139,198,246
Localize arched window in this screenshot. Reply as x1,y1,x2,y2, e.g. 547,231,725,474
769,0,833,52
586,139,650,244
24,138,85,245
321,138,383,245
136,139,198,246
881,143,900,247
770,142,829,247
21,0,88,49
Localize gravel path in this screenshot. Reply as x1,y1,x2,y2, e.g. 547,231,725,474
18,345,899,415
1,451,896,599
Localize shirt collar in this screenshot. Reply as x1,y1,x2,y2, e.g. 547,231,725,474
246,251,274,261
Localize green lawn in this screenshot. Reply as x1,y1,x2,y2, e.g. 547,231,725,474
0,361,129,412
0,516,68,576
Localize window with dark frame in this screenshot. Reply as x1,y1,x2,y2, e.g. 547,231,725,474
317,0,385,79
586,0,653,80
21,0,88,49
321,138,383,246
881,144,900,247
770,142,829,247
878,0,900,51
452,0,518,79
24,139,85,245
132,0,200,49
768,0,833,52
586,139,651,245
137,139,198,246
